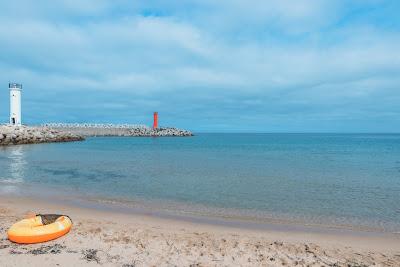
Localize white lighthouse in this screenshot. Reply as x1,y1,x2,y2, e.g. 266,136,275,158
9,83,22,125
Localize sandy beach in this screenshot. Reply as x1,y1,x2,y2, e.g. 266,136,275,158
0,195,399,266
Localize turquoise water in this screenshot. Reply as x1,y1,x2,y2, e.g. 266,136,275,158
1,134,400,231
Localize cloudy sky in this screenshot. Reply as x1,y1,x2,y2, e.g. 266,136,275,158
0,0,399,132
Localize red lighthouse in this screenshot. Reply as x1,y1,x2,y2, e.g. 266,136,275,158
153,112,158,129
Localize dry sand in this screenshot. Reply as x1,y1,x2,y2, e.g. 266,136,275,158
0,195,399,267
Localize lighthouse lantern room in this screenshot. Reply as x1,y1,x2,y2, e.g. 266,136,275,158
9,83,22,125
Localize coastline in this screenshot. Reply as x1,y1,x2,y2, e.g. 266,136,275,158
1,195,399,266
2,179,399,235
2,133,400,236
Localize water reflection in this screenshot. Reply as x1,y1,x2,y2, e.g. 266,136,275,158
9,145,27,182
0,145,27,193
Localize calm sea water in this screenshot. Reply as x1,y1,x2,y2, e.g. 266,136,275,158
1,134,400,231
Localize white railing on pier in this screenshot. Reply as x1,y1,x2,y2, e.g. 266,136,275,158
43,123,150,129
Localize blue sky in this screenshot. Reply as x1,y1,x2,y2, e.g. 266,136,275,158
0,0,399,132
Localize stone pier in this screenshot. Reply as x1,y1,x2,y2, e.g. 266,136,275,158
0,125,84,146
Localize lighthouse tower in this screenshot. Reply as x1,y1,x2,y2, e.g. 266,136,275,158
9,83,22,125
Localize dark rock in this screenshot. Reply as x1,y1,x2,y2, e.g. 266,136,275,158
29,244,66,255
82,249,100,263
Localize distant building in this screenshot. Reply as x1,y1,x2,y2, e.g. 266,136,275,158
9,83,22,125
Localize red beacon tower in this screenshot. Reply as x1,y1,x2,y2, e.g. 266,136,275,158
153,112,158,129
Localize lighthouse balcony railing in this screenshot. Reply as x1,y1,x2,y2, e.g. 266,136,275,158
9,83,22,89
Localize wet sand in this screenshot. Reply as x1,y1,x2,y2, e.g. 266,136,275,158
0,195,399,266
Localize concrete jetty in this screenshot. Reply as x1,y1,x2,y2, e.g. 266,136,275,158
0,125,84,146
43,123,193,137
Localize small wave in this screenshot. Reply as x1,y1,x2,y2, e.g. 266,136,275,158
0,178,24,184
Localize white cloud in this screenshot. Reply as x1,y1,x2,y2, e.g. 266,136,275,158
0,13,399,92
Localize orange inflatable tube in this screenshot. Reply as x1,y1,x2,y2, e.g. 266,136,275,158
8,214,72,244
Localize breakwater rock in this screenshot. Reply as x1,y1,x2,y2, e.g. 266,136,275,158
0,125,85,146
44,123,193,137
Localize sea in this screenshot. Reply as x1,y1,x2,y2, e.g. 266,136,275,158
1,133,399,232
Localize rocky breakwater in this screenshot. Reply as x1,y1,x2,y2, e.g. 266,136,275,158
0,125,85,146
44,123,194,137
129,127,193,137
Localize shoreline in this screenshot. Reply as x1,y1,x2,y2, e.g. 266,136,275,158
1,195,399,266
3,194,400,243
2,180,399,236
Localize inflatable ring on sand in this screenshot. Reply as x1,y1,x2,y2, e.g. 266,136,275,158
8,214,72,244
